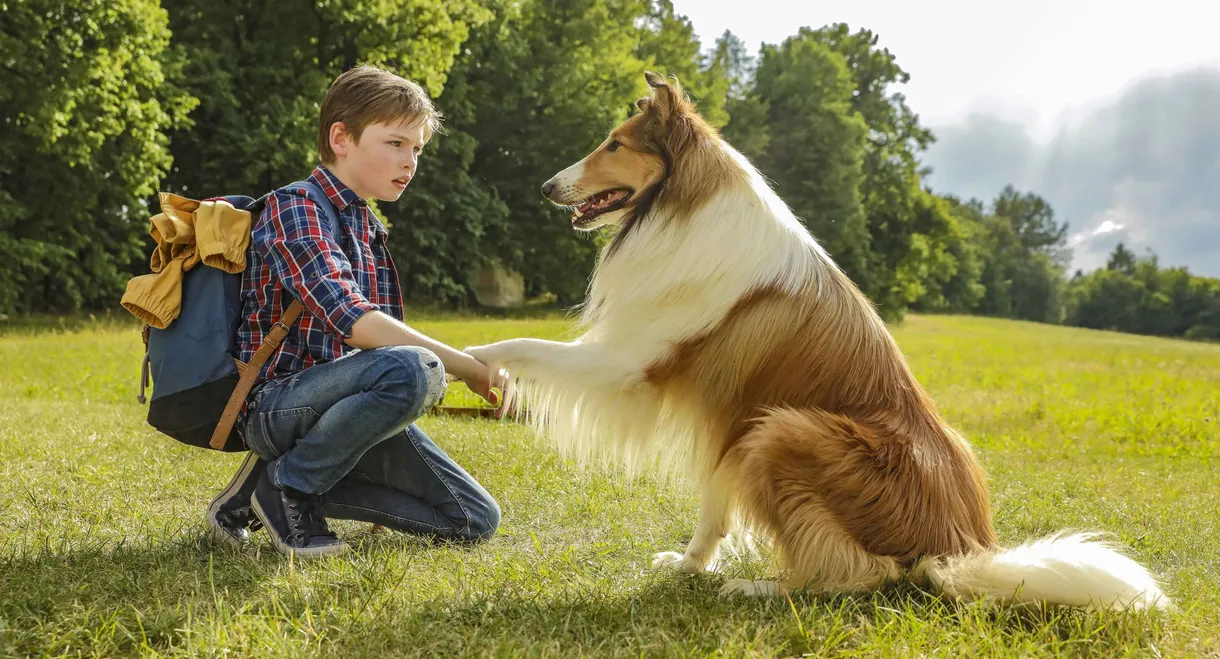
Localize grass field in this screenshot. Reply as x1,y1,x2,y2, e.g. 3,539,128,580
1,312,1218,657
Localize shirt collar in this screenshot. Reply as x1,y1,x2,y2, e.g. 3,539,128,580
310,165,365,211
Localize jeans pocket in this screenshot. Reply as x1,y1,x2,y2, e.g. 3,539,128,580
257,406,321,457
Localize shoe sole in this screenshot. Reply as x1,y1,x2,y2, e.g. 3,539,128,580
205,453,262,547
251,491,348,559
206,510,249,547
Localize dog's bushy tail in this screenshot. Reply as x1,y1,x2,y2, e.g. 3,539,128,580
919,531,1171,611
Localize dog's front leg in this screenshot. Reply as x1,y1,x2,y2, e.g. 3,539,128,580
464,338,645,390
653,468,735,574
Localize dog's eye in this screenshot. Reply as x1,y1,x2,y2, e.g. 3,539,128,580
606,140,622,152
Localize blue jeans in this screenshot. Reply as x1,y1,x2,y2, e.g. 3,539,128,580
240,345,500,542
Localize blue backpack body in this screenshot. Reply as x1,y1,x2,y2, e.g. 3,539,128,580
141,180,340,452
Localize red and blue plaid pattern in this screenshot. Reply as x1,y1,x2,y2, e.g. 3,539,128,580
237,165,404,386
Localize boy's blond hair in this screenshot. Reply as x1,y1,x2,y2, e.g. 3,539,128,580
317,65,443,164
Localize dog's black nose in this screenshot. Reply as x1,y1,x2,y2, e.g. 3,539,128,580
541,180,555,197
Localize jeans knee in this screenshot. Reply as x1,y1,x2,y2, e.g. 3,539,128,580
373,346,447,414
464,497,501,543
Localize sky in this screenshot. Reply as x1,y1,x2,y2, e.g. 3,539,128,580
670,0,1220,276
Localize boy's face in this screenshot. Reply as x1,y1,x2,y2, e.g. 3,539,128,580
329,117,427,202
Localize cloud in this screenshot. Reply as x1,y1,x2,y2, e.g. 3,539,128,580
1091,219,1125,237
923,67,1220,278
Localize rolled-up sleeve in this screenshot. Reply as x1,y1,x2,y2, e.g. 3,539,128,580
253,191,378,338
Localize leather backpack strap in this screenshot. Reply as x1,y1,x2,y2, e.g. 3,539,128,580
208,300,307,450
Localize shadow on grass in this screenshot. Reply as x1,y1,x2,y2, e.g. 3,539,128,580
341,570,1169,657
0,533,1171,657
0,531,285,655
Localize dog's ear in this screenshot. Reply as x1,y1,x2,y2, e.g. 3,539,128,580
641,71,696,158
643,71,682,124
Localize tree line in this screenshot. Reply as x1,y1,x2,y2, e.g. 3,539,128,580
2,0,1216,341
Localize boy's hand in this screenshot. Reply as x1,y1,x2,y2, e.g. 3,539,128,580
461,344,521,420
455,355,513,417
453,351,514,419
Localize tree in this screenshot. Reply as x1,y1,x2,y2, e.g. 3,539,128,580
1060,243,1220,339
1065,268,1147,331
298,0,726,305
160,0,490,195
1183,277,1220,340
1106,242,1138,275
808,23,932,175
158,0,492,303
388,68,511,302
806,24,951,319
964,187,1070,323
401,0,679,305
635,1,729,127
748,29,872,292
912,194,986,313
715,30,770,160
991,184,1070,261
0,0,196,314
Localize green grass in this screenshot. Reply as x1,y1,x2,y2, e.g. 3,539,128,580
1,313,1218,657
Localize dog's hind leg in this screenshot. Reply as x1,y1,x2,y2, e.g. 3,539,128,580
653,465,735,574
718,508,899,599
719,409,904,598
718,524,900,599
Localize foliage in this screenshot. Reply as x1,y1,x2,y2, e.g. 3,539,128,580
2,4,1212,342
967,186,1070,324
159,0,490,196
1066,243,1220,339
747,29,872,292
0,0,196,314
395,0,734,305
397,0,647,304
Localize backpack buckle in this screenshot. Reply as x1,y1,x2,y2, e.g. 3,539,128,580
271,319,292,339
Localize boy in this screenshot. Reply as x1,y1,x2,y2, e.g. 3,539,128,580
205,65,507,556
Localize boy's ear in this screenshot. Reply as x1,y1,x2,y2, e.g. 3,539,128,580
329,121,351,158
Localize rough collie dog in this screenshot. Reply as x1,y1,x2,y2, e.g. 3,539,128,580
465,72,1169,610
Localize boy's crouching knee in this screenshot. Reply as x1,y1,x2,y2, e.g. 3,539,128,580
463,497,501,543
372,345,447,416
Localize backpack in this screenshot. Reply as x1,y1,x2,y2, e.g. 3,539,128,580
136,180,341,452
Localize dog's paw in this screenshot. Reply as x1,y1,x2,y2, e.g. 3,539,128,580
465,340,529,370
463,343,501,364
719,579,784,598
652,551,712,574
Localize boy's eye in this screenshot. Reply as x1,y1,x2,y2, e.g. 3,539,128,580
606,140,622,152
389,141,401,147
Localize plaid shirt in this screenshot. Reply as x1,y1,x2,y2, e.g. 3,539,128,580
237,165,404,391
